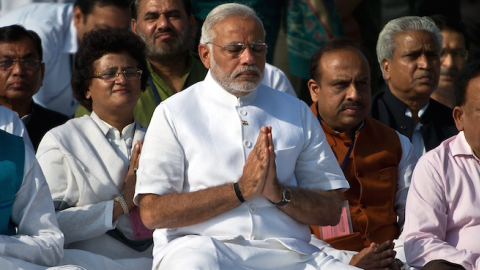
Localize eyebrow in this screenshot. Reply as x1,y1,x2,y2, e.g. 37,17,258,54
0,52,37,59
144,8,181,19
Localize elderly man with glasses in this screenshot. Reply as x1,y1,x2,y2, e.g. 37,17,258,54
0,25,69,152
134,3,358,270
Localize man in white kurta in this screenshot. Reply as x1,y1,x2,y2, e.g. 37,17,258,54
135,4,358,269
0,107,64,270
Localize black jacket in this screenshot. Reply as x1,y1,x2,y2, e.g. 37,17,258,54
369,89,458,152
26,102,70,152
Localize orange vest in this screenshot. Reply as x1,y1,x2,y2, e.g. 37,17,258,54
310,103,402,251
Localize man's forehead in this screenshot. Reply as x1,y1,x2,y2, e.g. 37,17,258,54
0,39,38,57
212,16,265,41
139,0,185,14
394,30,439,51
320,49,370,74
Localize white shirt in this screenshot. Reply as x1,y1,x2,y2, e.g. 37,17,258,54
405,102,429,158
0,108,64,268
135,71,349,267
0,0,74,15
0,106,34,150
263,63,297,97
0,3,78,116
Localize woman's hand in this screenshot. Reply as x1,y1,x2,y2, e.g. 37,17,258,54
113,141,142,221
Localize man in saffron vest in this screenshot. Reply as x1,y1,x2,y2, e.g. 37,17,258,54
307,38,417,260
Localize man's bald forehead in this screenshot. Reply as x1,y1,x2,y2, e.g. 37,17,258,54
132,0,192,20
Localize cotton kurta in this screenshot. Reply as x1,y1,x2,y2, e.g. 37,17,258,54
135,72,355,269
0,110,64,269
404,132,480,270
36,114,152,270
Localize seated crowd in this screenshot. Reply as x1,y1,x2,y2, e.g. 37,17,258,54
0,0,477,270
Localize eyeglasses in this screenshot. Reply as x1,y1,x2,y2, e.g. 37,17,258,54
93,68,143,82
0,58,41,70
440,49,468,62
205,42,268,58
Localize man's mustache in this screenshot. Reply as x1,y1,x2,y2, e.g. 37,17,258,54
440,68,458,77
341,101,364,110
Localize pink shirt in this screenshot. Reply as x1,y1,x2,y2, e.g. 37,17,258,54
404,131,480,270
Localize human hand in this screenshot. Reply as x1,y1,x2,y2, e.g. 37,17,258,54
123,141,142,210
261,127,282,203
238,126,270,200
349,240,398,270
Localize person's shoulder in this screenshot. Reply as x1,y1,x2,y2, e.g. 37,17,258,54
0,3,72,26
33,103,70,123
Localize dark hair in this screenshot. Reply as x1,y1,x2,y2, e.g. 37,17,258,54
310,37,370,82
131,0,191,21
72,28,149,111
430,14,469,49
455,59,480,107
75,0,132,18
0,25,43,61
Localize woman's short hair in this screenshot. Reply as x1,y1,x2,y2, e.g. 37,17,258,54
72,28,148,111
376,16,442,79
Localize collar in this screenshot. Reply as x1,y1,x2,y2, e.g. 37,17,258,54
204,71,258,107
405,102,429,119
383,88,409,114
90,111,137,139
64,5,78,54
312,101,364,139
146,52,194,94
451,131,480,161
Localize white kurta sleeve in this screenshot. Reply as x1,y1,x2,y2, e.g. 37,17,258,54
395,132,417,231
0,147,63,266
37,133,115,246
294,102,349,191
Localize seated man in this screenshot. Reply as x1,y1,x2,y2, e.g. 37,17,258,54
0,105,64,269
308,38,416,266
0,25,69,151
403,60,480,270
371,16,458,158
135,3,358,270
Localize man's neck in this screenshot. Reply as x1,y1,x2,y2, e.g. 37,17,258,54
431,87,455,108
0,98,33,118
148,52,189,94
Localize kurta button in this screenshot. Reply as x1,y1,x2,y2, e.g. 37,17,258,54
400,125,407,130
360,203,366,208
366,232,371,238
244,141,252,148
240,110,247,116
250,205,257,212
344,142,351,147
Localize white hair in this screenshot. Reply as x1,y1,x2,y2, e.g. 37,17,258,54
376,16,443,78
200,3,265,45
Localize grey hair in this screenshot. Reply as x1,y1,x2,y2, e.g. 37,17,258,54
377,16,443,78
200,3,265,44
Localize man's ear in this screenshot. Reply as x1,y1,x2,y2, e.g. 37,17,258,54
198,44,211,69
131,19,138,35
308,79,320,103
382,58,391,81
73,6,84,30
453,106,464,132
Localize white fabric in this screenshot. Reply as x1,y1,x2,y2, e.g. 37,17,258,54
405,103,429,158
36,114,152,270
0,112,64,269
136,71,351,269
0,3,78,116
0,0,74,16
263,63,297,97
395,131,417,230
0,106,34,149
101,118,135,171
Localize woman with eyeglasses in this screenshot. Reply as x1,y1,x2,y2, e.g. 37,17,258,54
36,28,152,270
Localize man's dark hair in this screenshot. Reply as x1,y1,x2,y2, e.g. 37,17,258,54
75,0,132,18
310,37,370,83
131,0,192,21
72,28,149,111
0,25,43,61
455,59,480,107
430,14,469,49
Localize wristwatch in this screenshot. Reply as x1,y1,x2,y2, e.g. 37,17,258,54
271,185,292,206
